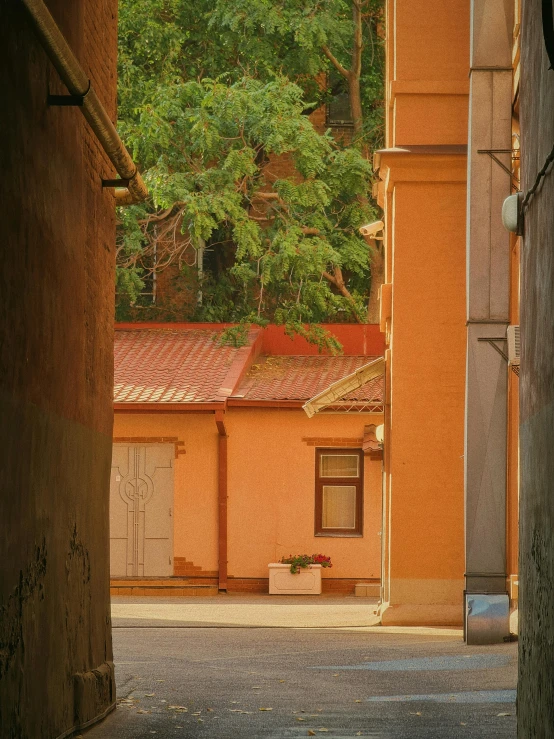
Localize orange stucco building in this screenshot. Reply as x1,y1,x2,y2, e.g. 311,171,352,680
110,2,521,640
110,324,385,595
376,0,520,634
375,0,470,627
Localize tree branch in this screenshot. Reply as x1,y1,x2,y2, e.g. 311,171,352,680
322,266,363,323
351,1,363,82
251,192,286,208
137,206,176,225
321,44,351,80
252,192,281,200
349,0,364,137
322,270,338,286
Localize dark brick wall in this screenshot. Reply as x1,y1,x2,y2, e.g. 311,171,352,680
0,1,118,736
518,0,554,734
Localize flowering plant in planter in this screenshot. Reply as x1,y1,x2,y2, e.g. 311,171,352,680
279,553,333,574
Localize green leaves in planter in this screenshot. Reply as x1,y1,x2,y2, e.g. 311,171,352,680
280,554,332,574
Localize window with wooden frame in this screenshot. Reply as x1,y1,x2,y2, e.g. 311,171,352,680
315,448,363,536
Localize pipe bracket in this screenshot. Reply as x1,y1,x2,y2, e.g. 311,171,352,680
48,94,84,106
48,80,91,107
102,179,130,188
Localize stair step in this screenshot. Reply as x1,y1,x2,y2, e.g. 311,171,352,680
111,582,218,597
110,578,219,596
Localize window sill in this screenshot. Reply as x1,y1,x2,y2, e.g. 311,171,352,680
315,532,363,538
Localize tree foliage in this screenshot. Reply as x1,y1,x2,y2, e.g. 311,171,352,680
211,0,384,141
116,0,385,346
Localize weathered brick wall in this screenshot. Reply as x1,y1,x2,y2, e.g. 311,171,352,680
0,1,118,736
518,0,554,734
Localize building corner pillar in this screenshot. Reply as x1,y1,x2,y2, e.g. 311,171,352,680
464,0,514,643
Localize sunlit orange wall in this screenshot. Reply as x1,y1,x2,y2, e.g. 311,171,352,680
113,409,383,579
388,0,470,147
378,0,470,624
393,1,469,83
227,409,383,579
388,177,467,590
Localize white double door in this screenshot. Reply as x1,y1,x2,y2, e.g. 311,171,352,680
110,444,174,577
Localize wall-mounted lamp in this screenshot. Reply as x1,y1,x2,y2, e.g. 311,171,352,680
501,192,524,235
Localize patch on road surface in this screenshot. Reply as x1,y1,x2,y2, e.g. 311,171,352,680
311,654,511,671
364,690,516,703
267,730,388,738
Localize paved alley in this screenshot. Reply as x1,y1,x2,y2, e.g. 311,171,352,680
108,595,385,629
84,597,516,739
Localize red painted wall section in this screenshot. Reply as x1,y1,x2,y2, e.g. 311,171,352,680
114,323,385,357
261,324,385,356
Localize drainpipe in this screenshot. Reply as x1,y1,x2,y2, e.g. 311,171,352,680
215,410,228,592
21,0,148,205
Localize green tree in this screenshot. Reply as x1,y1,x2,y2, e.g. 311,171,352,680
212,0,384,144
116,0,384,342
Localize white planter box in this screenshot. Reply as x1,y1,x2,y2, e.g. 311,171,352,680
268,563,322,595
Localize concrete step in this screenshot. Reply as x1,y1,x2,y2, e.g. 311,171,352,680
354,583,381,597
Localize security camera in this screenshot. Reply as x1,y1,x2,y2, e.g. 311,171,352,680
359,220,384,239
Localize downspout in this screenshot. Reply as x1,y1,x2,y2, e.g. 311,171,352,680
21,0,148,205
381,348,392,610
215,410,228,592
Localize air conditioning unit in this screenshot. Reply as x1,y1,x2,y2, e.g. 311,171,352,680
507,325,520,367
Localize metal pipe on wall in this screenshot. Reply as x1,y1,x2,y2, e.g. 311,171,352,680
215,411,228,592
21,0,148,205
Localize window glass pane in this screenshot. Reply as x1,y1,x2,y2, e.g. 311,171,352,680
322,486,357,529
327,69,353,124
328,91,353,124
320,454,359,477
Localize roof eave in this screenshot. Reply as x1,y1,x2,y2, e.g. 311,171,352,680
113,401,224,413
226,399,304,408
302,357,385,418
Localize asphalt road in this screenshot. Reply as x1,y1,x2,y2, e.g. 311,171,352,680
84,609,516,739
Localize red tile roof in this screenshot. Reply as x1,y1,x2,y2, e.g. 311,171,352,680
114,328,254,404
231,355,383,402
114,327,383,406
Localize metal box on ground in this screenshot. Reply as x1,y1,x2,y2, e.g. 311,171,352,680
465,593,510,644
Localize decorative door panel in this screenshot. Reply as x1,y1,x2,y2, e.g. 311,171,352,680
110,445,130,576
110,444,174,577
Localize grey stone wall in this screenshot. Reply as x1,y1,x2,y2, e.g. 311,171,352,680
518,0,554,734
0,1,117,736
